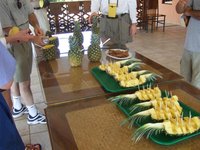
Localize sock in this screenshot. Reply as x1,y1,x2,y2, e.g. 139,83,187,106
26,105,37,117
12,96,22,110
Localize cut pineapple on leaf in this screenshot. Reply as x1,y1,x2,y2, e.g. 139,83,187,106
133,117,200,142
119,73,162,88
122,104,183,128
108,87,162,105
114,70,150,82
130,95,179,113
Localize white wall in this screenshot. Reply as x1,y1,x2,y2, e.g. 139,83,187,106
159,0,182,25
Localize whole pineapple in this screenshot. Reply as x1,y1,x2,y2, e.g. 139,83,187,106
87,34,102,62
68,35,83,67
42,44,56,61
91,16,100,34
73,21,84,49
49,36,59,47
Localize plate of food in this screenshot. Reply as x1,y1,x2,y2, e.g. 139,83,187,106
110,89,200,146
105,49,132,60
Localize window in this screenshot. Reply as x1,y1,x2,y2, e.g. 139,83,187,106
49,0,84,2
162,0,172,4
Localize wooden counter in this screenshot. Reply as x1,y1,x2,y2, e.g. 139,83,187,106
36,32,182,105
35,32,194,150
37,50,183,105
45,80,200,150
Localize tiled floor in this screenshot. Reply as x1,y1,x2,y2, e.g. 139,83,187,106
15,25,186,150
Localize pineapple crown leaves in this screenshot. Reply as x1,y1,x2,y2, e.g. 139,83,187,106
91,16,99,34
108,93,137,106
120,112,149,129
145,73,163,82
90,34,100,45
132,123,164,143
73,21,81,32
73,21,84,45
129,102,151,114
118,58,142,67
68,35,79,50
92,16,98,25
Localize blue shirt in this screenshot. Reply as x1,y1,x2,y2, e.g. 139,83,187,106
0,41,16,88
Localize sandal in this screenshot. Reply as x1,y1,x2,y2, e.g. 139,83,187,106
25,144,41,150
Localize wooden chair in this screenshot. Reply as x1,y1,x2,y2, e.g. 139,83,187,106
147,11,166,32
145,0,166,32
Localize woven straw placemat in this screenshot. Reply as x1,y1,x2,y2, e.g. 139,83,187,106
173,89,200,112
141,64,162,76
66,103,137,150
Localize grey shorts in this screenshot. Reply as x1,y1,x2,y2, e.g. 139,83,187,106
180,49,200,88
9,42,33,83
99,13,132,44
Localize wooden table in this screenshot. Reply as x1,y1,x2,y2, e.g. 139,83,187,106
36,32,182,105
45,80,200,150
37,51,183,105
35,32,190,150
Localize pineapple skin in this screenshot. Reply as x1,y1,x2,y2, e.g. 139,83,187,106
49,36,59,47
88,34,102,62
68,50,83,67
91,16,100,34
42,44,56,61
73,21,84,48
68,35,83,67
87,44,102,62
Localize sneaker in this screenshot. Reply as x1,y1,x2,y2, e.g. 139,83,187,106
12,105,28,118
27,113,47,125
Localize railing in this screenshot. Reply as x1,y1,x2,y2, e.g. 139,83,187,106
46,0,153,34
47,1,91,33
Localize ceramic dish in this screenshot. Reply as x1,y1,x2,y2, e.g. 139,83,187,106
105,49,132,60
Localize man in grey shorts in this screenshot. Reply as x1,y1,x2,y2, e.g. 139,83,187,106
0,0,46,124
89,0,137,50
176,0,200,88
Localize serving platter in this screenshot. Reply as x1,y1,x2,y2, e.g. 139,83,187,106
114,97,200,146
105,49,132,60
91,67,154,93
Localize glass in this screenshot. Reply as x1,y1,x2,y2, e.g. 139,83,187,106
42,36,49,44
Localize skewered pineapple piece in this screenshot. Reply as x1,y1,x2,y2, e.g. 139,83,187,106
106,64,128,76
108,87,161,105
99,63,107,71
130,95,180,112
122,104,183,128
119,73,162,87
99,62,120,71
133,117,200,142
114,70,150,81
106,61,144,76
135,86,161,101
